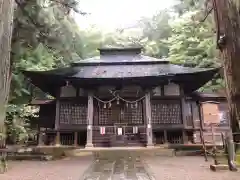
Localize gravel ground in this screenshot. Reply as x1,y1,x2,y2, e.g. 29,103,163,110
0,156,92,180
146,156,240,180
0,155,239,180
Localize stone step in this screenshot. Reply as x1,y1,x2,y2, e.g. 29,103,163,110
64,149,93,157
7,154,53,161
143,148,175,157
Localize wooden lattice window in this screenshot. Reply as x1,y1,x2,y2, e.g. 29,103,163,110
122,103,143,124
98,106,112,125
151,100,181,124
71,103,87,124
59,102,87,125
59,103,71,124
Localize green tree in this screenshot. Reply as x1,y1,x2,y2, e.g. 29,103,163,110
0,0,15,146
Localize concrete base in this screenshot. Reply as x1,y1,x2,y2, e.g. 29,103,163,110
210,164,229,171
146,144,155,149
85,144,94,149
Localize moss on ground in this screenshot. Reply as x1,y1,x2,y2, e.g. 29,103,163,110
236,150,240,166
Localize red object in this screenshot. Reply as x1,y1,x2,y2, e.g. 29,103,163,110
100,127,105,135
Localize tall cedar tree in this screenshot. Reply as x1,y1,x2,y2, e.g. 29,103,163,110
212,0,240,134
0,0,14,147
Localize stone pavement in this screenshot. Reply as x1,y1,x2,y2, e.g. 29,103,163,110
82,151,153,179
0,151,240,180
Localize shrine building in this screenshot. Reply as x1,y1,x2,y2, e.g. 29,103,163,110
23,47,230,148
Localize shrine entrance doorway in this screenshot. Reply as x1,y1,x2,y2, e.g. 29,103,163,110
113,123,127,146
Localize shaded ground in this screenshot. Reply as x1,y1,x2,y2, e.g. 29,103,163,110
0,151,240,180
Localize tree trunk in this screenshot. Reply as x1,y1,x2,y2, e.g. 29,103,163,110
212,0,240,134
0,0,14,147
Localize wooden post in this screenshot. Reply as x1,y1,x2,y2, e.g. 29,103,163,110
86,92,94,148
181,98,187,128
38,130,44,146
145,91,153,147
55,131,61,146
182,130,188,144
198,101,208,161
211,124,218,165
74,131,78,147
55,100,60,129
164,130,168,144
53,88,61,147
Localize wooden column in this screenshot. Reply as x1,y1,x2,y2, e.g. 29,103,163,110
181,99,189,144
145,91,154,147
181,97,187,128
54,90,61,146
74,131,78,147
54,99,60,130
182,130,188,144
180,87,189,144
86,92,94,148
164,130,168,144
38,130,44,146
55,131,61,146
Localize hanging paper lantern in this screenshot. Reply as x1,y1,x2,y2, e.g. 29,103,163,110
117,97,120,104
135,102,138,108
108,102,112,108
103,103,107,108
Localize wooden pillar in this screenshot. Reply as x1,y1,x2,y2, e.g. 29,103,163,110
86,92,94,148
55,131,61,146
180,88,188,144
38,130,44,146
74,131,78,147
145,91,153,147
54,90,61,146
181,98,187,128
182,130,188,144
55,99,60,130
164,130,168,144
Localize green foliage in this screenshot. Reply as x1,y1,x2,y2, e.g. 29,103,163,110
167,11,218,68
5,104,38,144
6,0,84,143
166,10,224,92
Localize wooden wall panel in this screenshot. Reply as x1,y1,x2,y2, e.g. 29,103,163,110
151,100,181,124
59,101,87,125
60,85,76,97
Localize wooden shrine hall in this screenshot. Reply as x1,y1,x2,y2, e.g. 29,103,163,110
23,47,228,148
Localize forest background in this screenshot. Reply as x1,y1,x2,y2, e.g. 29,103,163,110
3,0,224,143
